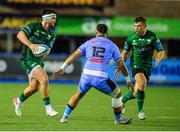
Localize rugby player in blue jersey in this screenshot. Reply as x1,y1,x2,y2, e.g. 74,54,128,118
51,24,133,124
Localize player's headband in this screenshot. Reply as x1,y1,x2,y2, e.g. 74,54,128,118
42,13,57,20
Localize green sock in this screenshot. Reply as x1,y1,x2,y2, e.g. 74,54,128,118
137,89,145,113
43,97,50,105
122,91,136,104
19,93,28,102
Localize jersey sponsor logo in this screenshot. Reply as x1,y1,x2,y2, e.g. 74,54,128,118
89,58,103,63
31,37,45,44
134,46,152,52
139,38,152,45
132,38,152,46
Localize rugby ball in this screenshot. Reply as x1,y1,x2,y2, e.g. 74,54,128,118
32,44,50,57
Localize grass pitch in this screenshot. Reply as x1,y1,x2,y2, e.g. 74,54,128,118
0,83,180,131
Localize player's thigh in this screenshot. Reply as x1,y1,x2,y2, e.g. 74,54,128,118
95,79,120,98
33,67,48,83
78,74,91,93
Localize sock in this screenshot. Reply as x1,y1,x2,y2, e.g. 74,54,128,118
114,111,121,120
137,89,145,113
19,93,28,103
43,97,50,105
63,104,74,118
122,91,136,104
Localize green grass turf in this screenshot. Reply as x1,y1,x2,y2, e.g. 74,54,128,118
0,83,180,131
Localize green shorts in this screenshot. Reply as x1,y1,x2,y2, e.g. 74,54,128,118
20,58,44,75
132,68,151,82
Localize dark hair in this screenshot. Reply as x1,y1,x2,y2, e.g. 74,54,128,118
96,24,108,34
42,9,57,15
135,16,146,23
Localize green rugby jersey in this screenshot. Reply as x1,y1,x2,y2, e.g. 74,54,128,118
124,30,163,70
20,22,56,60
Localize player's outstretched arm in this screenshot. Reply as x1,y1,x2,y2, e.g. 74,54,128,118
50,49,82,80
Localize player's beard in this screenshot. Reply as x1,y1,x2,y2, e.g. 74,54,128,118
49,22,56,30
42,21,55,30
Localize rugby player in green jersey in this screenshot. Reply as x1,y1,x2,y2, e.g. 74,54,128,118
121,16,164,120
13,9,58,117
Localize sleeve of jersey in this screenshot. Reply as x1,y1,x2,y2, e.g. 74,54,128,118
78,42,86,55
21,23,34,38
123,38,132,52
47,37,56,48
154,36,164,52
113,44,122,62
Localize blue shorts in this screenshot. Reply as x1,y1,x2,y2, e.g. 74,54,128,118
78,74,118,96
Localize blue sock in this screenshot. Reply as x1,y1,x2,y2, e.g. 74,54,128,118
63,104,74,118
114,111,121,120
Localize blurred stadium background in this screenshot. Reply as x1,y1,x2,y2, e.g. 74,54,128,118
0,0,180,131
0,0,180,86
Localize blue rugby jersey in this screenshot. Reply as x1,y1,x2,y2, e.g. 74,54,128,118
79,36,122,73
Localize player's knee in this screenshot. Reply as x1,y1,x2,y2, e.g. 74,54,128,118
141,79,147,88
112,97,121,108
106,79,121,98
139,82,146,90
133,91,137,96
116,90,121,98
137,79,146,89
110,87,121,98
39,76,48,86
